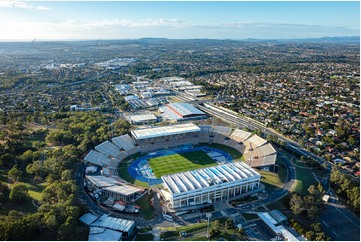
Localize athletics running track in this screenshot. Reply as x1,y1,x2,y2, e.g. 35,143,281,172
128,145,233,185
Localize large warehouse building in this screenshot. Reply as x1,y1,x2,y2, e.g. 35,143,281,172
160,102,207,121
160,161,261,209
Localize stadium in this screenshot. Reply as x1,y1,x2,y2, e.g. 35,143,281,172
84,123,276,209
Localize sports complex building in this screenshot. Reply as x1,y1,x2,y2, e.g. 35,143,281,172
160,102,207,121
84,122,276,209
161,161,261,208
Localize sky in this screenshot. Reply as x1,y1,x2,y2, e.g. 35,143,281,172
0,1,359,40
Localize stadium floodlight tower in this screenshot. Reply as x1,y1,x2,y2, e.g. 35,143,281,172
247,142,254,167
206,212,212,239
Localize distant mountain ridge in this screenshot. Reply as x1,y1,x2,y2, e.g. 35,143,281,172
0,36,359,48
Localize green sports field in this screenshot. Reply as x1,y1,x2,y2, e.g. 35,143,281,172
149,150,217,178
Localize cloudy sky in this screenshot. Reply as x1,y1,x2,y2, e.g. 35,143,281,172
0,1,359,40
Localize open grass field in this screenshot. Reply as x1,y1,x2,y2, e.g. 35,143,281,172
258,170,284,189
149,150,217,178
0,171,46,216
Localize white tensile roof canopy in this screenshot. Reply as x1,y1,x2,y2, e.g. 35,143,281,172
131,123,200,140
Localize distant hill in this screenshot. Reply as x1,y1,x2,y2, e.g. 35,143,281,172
0,36,359,49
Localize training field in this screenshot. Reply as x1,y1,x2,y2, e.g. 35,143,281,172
149,150,217,178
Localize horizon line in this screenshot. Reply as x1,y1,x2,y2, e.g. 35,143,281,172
0,36,359,42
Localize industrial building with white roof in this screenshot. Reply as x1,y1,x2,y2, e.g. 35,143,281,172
160,102,207,121
161,161,261,208
79,213,135,239
85,175,142,202
125,113,158,124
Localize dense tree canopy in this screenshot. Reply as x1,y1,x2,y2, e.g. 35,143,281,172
0,111,130,240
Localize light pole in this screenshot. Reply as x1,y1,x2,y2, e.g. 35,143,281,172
206,212,212,240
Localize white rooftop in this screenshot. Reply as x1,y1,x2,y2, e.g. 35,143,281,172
88,227,122,241
162,161,261,195
91,214,135,233
131,123,200,140
79,213,99,226
127,113,157,123
277,225,299,241
166,103,205,117
86,175,119,188
104,184,142,196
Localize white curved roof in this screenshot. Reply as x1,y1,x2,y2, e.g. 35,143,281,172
161,161,260,195
131,123,200,140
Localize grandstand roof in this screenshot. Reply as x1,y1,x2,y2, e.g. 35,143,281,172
166,102,205,118
84,150,112,166
131,123,200,140
247,135,267,147
103,184,142,196
161,161,260,195
95,141,122,158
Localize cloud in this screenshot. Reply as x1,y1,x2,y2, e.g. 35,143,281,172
0,0,49,10
35,6,50,10
0,18,358,40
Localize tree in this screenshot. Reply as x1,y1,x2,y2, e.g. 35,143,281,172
308,185,318,195
0,183,9,203
9,185,28,203
346,186,360,210
311,223,322,233
305,231,315,241
347,136,356,146
8,165,22,183
209,220,221,238
317,183,325,194
304,196,318,219
61,170,72,181
315,232,330,241
225,218,234,229
289,194,304,215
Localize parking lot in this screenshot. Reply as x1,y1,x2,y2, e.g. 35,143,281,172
320,204,360,241
243,219,277,241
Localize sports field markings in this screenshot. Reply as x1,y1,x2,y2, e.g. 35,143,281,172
149,150,217,178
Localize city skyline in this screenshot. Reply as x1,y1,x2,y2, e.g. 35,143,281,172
0,1,360,40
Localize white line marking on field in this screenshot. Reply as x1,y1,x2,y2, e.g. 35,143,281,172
333,231,340,237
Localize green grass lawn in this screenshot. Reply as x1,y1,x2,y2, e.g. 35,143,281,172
277,165,287,183
258,170,284,189
176,222,208,233
279,149,319,195
149,151,217,178
0,171,46,216
293,166,318,195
